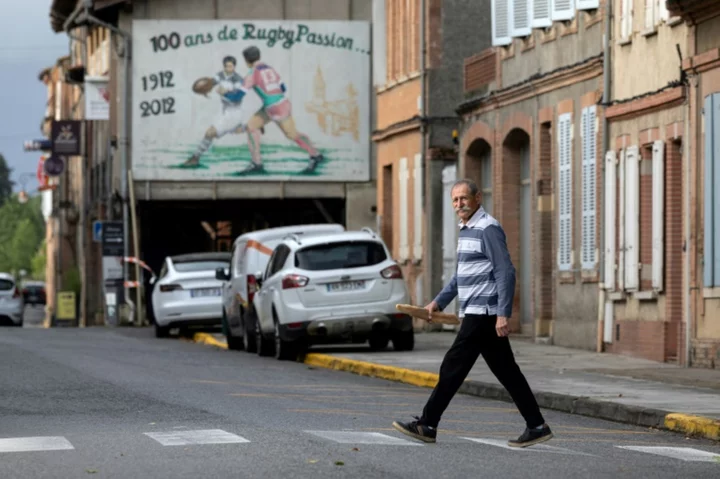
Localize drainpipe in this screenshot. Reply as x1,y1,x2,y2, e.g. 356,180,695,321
597,0,612,352
72,3,132,324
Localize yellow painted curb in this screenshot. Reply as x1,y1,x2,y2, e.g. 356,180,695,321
192,332,228,350
665,413,720,441
303,353,439,389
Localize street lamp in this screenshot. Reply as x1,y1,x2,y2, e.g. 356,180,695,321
17,173,35,204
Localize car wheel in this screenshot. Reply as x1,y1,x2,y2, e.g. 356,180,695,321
243,309,257,354
274,321,297,361
155,324,170,338
392,330,415,351
369,333,390,351
255,318,275,357
223,311,244,351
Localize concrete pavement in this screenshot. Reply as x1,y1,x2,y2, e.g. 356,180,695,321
192,331,720,442
1,327,720,478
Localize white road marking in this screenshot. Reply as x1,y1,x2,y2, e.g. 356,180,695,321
144,429,250,446
306,430,422,446
616,446,720,462
460,437,593,456
0,436,74,453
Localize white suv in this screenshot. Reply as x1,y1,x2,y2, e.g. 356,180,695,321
252,228,414,360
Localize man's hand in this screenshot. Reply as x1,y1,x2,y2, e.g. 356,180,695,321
496,316,509,337
424,301,439,322
217,86,227,95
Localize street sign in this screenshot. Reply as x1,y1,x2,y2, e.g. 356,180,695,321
93,221,103,243
102,221,124,257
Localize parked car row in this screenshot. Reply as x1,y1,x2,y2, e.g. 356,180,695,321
0,273,25,327
148,223,415,360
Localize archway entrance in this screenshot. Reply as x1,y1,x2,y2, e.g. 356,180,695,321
465,139,493,214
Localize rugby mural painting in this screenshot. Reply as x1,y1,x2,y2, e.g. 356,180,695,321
131,20,371,182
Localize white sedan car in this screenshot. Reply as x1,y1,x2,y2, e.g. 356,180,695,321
151,252,230,338
0,272,24,327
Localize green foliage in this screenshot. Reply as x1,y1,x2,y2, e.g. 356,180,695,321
62,266,81,295
31,239,47,280
0,194,45,277
0,154,14,207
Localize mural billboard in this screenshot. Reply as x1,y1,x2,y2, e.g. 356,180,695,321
131,20,371,182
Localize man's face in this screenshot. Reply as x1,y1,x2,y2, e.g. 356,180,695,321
224,62,235,75
451,184,481,223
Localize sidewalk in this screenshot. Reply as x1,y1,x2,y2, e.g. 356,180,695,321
192,331,720,441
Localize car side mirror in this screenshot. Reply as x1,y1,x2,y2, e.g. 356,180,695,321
215,267,230,281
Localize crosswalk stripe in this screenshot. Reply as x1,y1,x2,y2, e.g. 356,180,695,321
0,436,74,453
305,430,422,446
459,437,594,456
143,429,250,446
615,446,720,462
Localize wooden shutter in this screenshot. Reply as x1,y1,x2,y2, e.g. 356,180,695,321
551,0,576,22
532,0,552,28
557,112,573,271
581,106,597,270
651,139,665,291
624,145,640,290
512,0,531,37
492,0,512,46
577,0,599,10
412,154,423,262
399,157,410,261
604,150,617,290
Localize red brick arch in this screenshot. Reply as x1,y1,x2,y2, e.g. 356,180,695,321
460,120,495,179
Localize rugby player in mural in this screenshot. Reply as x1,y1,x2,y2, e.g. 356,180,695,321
235,45,325,175
184,55,262,168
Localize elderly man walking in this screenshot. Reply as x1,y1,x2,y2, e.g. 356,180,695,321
392,179,552,447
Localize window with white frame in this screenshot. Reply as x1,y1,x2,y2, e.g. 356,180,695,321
644,0,670,30
492,0,599,46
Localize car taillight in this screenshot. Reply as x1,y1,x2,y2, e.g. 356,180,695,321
247,274,258,303
12,287,20,298
282,274,309,289
381,265,403,279
159,284,183,292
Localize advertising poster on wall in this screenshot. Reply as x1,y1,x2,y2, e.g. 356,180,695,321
131,20,371,182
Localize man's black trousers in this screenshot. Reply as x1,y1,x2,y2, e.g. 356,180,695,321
420,314,545,429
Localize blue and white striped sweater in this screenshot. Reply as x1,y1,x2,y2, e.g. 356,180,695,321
434,206,516,318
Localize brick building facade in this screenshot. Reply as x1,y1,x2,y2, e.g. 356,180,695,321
457,0,605,347
374,0,489,327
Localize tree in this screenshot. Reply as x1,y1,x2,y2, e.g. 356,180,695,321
0,154,14,207
31,239,47,280
0,195,44,275
11,218,41,274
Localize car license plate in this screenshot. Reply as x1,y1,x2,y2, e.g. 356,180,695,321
326,280,365,292
191,288,221,298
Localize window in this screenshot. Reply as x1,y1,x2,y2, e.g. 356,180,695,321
620,0,633,39
704,93,720,288
532,0,552,28
557,112,573,271
294,241,388,271
491,0,512,46
481,151,493,215
0,279,14,291
511,0,531,37
173,260,230,273
624,145,640,290
551,0,576,22
581,105,597,270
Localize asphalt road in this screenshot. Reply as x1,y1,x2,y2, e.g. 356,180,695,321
0,327,718,479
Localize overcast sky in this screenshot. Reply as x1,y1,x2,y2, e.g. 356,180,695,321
0,0,68,193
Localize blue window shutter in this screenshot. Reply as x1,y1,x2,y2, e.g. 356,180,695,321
712,94,720,286
705,95,717,287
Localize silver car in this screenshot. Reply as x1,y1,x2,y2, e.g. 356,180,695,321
0,273,25,327
151,252,230,338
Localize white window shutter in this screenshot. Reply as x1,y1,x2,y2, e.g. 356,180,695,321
581,106,597,270
621,0,633,38
652,140,665,291
645,0,656,29
492,0,513,46
624,145,640,290
618,148,626,291
399,157,410,261
372,0,387,87
512,0,531,37
532,0,552,28
551,0,576,21
577,0,599,10
557,112,573,271
656,0,669,22
412,154,423,262
604,150,617,290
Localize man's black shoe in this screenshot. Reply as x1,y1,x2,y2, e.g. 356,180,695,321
392,416,436,444
508,424,553,448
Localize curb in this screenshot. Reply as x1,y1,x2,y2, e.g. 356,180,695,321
185,334,720,442
302,353,720,442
